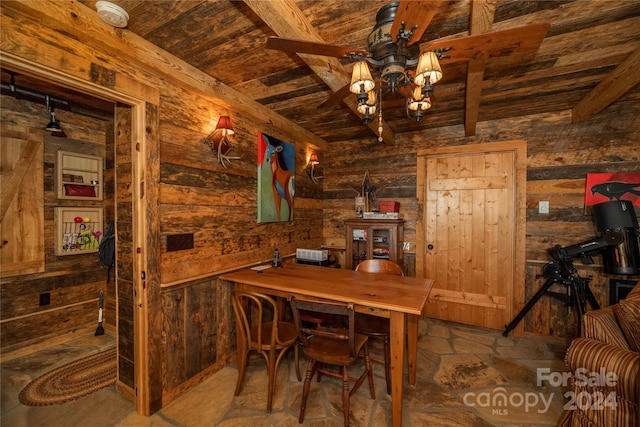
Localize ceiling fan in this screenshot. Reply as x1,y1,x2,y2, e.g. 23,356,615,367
266,1,550,140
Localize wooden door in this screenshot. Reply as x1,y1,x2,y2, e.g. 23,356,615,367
0,124,44,276
416,141,526,330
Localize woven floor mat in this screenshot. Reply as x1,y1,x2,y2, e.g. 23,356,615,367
19,347,117,406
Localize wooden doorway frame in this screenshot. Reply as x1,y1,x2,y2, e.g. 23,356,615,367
416,140,527,333
1,52,161,414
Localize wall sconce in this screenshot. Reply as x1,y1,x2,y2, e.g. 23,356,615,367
201,115,240,168
307,153,322,184
44,94,62,131
1,71,67,136
45,109,62,132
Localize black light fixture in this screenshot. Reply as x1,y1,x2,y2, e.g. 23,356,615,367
1,70,68,135
45,96,62,132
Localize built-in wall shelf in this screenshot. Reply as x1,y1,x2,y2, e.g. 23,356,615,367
54,207,104,256
56,150,103,200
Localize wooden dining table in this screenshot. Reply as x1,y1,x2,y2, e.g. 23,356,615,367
220,262,434,427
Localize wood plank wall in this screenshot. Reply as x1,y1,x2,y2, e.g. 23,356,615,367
323,99,640,338
0,94,115,357
2,1,638,411
1,4,324,406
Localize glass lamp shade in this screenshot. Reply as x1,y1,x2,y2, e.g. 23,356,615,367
350,61,375,94
408,86,432,111
357,90,377,115
309,153,319,165
215,116,234,135
414,51,442,86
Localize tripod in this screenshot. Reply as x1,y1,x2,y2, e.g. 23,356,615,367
503,259,600,337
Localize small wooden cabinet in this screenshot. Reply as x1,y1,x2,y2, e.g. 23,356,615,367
56,150,103,200
345,218,404,270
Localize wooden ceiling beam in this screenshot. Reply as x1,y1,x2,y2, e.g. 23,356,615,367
572,47,640,123
1,0,329,151
243,0,396,145
464,0,497,137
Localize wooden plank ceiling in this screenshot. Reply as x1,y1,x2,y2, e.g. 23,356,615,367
6,1,640,145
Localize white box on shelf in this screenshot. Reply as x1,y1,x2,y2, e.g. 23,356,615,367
296,248,328,261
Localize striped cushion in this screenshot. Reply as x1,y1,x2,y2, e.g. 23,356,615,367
627,281,640,299
616,295,640,352
564,338,640,427
582,306,630,349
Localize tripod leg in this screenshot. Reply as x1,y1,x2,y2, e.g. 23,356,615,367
503,279,556,337
571,278,599,337
584,282,600,310
570,281,588,337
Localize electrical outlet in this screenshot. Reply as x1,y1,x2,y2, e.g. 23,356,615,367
166,233,194,252
538,201,549,214
39,292,50,306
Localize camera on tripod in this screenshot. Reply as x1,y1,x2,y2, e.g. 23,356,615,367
504,200,640,337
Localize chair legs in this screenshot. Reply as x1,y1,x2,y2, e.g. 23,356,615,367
341,366,350,427
299,359,317,424
236,344,300,413
234,340,249,397
383,336,391,395
298,345,375,427
268,345,301,413
364,335,391,395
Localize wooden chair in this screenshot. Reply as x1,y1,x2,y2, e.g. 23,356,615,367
231,290,300,413
289,297,375,427
354,259,404,394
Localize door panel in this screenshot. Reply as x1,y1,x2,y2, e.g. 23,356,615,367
417,142,526,330
0,125,44,276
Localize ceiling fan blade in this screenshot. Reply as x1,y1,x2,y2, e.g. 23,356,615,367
266,36,369,58
318,83,352,108
391,1,445,47
427,23,551,64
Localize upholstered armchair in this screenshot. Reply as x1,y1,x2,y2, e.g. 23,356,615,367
559,282,640,427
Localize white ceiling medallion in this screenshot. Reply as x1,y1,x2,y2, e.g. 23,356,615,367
95,1,129,28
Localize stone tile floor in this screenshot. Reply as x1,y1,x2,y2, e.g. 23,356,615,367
1,319,571,426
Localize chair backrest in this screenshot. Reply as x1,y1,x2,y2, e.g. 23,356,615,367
355,259,404,276
231,290,283,350
289,297,357,358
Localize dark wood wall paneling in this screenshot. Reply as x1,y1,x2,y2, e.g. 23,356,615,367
114,105,135,391
0,94,115,354
155,84,323,398
323,98,640,338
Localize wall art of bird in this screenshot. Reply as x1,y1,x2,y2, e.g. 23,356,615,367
591,182,640,200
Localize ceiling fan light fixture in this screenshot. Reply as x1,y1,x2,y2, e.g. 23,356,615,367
414,51,442,86
350,61,375,95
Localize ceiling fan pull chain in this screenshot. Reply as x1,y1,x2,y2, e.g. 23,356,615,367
377,108,384,143
377,78,384,143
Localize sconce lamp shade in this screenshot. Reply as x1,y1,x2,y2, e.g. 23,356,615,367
350,61,375,94
215,116,234,135
414,51,442,86
307,153,322,184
